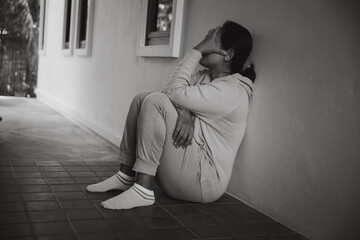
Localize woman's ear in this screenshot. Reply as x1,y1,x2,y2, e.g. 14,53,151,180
224,49,234,62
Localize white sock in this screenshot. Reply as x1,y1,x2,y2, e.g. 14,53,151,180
101,183,155,210
86,171,134,192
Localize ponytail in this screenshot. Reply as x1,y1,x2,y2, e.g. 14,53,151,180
241,63,256,82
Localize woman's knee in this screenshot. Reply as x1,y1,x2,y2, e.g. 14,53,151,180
131,91,153,106
143,92,171,108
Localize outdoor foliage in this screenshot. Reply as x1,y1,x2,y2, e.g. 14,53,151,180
0,0,39,97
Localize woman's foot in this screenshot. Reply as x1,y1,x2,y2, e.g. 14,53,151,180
86,171,134,192
101,183,155,210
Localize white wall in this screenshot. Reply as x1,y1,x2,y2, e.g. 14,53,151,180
38,1,360,239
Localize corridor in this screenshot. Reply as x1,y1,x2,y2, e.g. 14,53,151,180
0,97,308,240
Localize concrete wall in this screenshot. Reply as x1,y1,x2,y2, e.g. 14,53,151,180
37,0,360,239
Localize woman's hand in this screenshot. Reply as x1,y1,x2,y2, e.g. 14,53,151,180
194,26,227,56
173,108,195,148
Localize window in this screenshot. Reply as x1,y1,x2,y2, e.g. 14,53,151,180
74,0,94,56
62,0,76,55
137,0,185,57
38,0,48,55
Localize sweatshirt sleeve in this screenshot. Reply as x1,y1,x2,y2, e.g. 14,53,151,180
162,49,241,120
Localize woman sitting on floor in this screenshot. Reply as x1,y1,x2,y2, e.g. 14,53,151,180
87,21,255,210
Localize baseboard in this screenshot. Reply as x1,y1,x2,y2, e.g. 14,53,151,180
35,88,121,147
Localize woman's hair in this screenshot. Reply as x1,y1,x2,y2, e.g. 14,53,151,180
220,21,256,82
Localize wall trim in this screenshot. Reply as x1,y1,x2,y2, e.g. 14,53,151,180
36,89,121,147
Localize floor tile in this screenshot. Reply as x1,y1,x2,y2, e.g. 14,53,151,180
46,178,75,184
18,185,51,193
64,166,91,172
134,206,169,217
11,161,36,166
12,167,40,172
22,192,55,201
220,223,265,237
156,227,198,240
0,202,25,212
71,219,112,233
73,177,101,184
36,234,78,240
190,225,232,238
14,172,43,178
240,211,276,223
0,172,14,178
25,201,61,211
224,203,257,215
117,229,162,240
65,208,103,220
0,185,18,193
50,184,81,192
42,172,71,178
55,192,87,200
108,217,150,231
36,161,62,166
94,171,116,177
0,193,21,202
192,204,229,214
69,171,97,177
17,178,47,185
177,214,217,227
100,207,139,219
40,166,66,172
79,231,119,240
0,179,17,185
0,223,32,237
143,216,183,229
251,222,295,235
0,167,13,172
28,210,67,222
60,200,95,209
89,166,115,171
163,205,198,216
32,221,74,235
0,212,28,224
271,233,309,240
209,213,246,225
61,161,86,166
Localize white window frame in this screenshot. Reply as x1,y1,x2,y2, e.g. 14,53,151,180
61,0,76,56
136,0,185,58
38,0,48,56
74,0,94,56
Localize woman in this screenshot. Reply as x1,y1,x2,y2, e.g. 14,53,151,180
87,21,255,210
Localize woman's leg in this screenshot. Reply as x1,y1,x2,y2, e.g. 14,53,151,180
86,91,153,192
101,93,204,209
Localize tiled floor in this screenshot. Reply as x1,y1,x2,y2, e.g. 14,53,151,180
0,160,309,240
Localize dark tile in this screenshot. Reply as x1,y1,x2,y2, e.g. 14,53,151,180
55,192,87,200
209,213,246,225
46,177,75,184
14,172,43,178
17,178,46,185
28,210,66,222
42,172,71,178
64,166,91,171
100,208,138,219
32,221,74,235
84,191,119,200
40,166,66,171
0,172,14,178
177,214,217,227
84,161,108,166
224,203,257,215
251,222,295,235
71,219,112,233
73,177,101,184
163,205,198,216
240,212,275,223
220,223,265,237
61,200,95,209
190,226,232,238
0,185,18,193
234,236,275,240
0,223,31,237
18,185,51,193
0,179,17,185
65,208,103,220
155,191,189,205
134,206,169,217
89,166,114,171
117,229,162,240
11,161,36,166
69,171,96,177
108,218,150,231
12,167,39,172
61,161,86,166
0,212,27,224
192,204,229,214
36,161,62,166
143,216,183,229
25,201,60,211
22,192,55,201
0,202,25,212
214,193,243,204
0,193,21,202
0,167,12,172
50,184,81,192
36,234,78,240
79,232,119,240
156,228,197,240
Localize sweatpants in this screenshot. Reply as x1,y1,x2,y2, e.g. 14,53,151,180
118,91,224,203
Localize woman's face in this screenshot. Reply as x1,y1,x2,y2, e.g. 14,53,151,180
199,28,225,69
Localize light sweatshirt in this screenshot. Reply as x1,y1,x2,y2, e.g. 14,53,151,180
162,49,253,193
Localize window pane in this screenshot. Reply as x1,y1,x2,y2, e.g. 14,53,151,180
78,0,88,48
156,0,172,32
65,0,72,48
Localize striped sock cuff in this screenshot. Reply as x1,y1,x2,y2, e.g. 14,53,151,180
132,183,155,201
115,172,134,186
